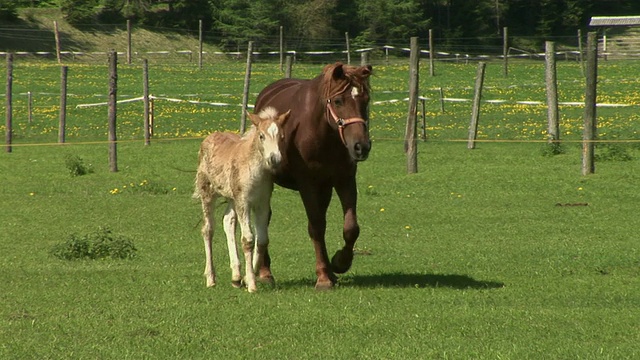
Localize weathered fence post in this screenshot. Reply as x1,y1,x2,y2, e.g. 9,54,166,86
54,21,61,64
582,32,597,175
429,29,435,77
143,59,150,146
420,98,427,141
578,29,585,76
502,27,508,77
360,51,369,66
405,37,419,174
5,53,13,153
127,19,132,65
279,25,284,72
468,62,486,149
27,91,32,124
240,41,253,134
285,55,292,78
345,32,351,65
108,51,118,172
545,41,560,146
198,20,203,70
59,65,68,143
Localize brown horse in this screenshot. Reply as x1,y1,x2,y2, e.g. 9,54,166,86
254,62,373,290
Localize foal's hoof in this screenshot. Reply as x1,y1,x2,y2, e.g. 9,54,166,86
231,279,243,288
331,249,354,274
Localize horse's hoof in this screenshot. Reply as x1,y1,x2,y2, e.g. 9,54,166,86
206,277,217,287
247,285,258,293
258,275,276,286
331,249,353,274
231,279,243,288
314,279,335,291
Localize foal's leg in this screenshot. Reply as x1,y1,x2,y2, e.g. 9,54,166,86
223,201,242,288
332,176,360,274
236,204,258,293
200,192,217,287
253,202,274,285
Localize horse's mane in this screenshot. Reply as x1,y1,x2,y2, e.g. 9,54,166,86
321,62,372,100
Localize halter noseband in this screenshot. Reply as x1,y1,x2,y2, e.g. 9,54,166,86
326,99,367,146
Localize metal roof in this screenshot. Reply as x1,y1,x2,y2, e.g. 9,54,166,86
589,16,640,26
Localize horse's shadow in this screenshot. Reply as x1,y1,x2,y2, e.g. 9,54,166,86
279,272,504,290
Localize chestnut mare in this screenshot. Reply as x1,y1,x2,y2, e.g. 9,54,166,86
254,62,372,290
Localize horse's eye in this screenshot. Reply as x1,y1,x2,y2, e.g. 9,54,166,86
259,133,265,141
334,97,344,106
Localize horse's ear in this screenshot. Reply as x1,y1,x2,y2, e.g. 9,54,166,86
278,109,291,125
325,62,345,80
247,111,260,126
362,64,372,77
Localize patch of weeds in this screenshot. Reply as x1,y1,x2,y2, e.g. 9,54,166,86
541,142,565,157
595,142,633,162
64,154,93,177
51,227,137,260
109,179,177,195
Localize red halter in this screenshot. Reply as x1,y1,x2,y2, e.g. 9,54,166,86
326,99,367,146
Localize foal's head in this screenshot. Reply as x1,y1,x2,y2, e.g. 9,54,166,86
247,107,291,171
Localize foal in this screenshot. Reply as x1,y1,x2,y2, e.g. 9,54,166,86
194,107,290,292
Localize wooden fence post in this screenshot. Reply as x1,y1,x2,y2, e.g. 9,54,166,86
127,19,132,65
5,53,13,153
578,29,585,76
360,51,369,66
143,59,150,146
545,41,559,145
502,27,508,77
345,32,351,65
285,55,292,78
108,51,118,172
54,21,61,64
468,62,486,149
240,41,253,133
27,91,32,124
405,37,419,174
59,65,68,143
279,25,284,72
582,32,597,175
429,29,435,77
198,20,203,70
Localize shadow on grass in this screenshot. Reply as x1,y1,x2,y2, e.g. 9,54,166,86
279,273,504,290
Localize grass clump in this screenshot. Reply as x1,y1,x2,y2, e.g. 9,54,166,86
51,227,137,260
64,154,93,177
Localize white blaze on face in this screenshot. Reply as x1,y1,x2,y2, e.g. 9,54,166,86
262,122,282,168
351,86,359,99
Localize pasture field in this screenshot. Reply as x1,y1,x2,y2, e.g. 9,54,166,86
1,58,640,358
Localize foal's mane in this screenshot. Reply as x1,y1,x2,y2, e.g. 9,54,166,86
321,62,372,101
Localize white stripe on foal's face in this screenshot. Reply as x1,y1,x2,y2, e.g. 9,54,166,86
267,122,279,138
351,86,359,99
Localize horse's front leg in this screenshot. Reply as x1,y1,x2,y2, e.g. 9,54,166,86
331,175,360,274
253,203,275,286
199,193,217,287
236,204,258,293
300,184,337,290
222,202,242,288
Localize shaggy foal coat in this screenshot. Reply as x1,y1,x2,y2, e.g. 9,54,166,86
194,107,290,292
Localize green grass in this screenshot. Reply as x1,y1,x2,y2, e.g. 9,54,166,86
1,59,640,358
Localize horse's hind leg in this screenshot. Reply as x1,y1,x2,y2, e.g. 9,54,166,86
223,202,242,288
199,189,217,287
253,204,275,286
236,205,258,293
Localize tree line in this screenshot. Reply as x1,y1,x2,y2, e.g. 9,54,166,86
3,0,640,53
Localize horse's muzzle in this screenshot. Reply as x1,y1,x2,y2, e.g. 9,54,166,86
352,141,371,161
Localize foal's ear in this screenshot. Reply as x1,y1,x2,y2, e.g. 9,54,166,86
277,109,291,125
247,111,261,126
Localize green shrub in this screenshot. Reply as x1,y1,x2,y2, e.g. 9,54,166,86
51,227,137,260
64,154,93,177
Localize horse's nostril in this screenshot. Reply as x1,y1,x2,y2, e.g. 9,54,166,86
354,143,362,154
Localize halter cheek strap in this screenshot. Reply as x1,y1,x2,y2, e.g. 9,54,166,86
326,99,367,146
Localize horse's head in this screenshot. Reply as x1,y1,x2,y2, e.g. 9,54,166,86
248,107,291,171
323,62,372,162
